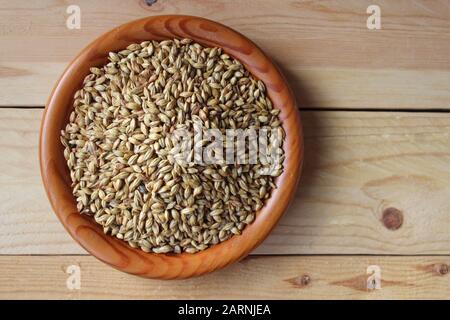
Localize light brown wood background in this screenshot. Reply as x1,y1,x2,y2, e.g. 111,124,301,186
0,0,450,299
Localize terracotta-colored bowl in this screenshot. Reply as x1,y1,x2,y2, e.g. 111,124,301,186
39,15,303,279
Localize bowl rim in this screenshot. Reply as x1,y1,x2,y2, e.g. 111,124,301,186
39,14,303,279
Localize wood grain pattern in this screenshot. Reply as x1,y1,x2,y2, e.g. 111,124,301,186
1,0,450,108
0,109,81,254
40,15,302,279
3,108,450,255
1,255,449,299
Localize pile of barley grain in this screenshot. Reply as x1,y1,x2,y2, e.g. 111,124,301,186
61,39,284,254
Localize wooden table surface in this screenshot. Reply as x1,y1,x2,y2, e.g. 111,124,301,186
1,0,450,299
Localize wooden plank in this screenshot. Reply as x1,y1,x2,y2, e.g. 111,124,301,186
2,108,450,255
0,63,64,106
1,0,450,108
3,63,449,109
0,108,82,253
0,255,449,299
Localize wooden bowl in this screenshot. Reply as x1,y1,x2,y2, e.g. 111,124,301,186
39,15,303,279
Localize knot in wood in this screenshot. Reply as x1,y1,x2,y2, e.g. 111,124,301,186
382,207,403,230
